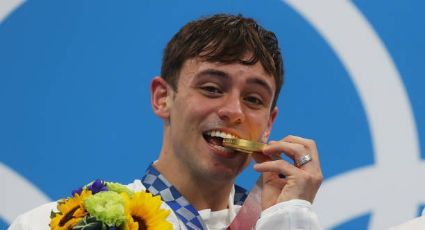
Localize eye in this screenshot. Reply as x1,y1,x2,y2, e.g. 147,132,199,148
244,95,265,108
199,84,223,97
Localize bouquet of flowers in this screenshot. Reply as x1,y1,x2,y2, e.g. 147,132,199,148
50,179,172,230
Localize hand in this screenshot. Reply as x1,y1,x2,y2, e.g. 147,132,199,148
252,135,323,210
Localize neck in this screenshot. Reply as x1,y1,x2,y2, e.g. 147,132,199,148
155,156,234,211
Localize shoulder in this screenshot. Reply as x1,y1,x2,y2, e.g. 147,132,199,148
390,216,425,230
8,202,57,230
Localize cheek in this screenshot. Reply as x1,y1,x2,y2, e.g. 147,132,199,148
171,95,215,129
183,96,217,118
246,112,271,139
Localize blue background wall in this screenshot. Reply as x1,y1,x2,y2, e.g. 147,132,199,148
1,1,424,229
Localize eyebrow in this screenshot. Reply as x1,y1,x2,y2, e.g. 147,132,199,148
195,68,274,95
195,69,229,79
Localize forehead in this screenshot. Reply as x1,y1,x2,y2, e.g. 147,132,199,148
178,58,276,91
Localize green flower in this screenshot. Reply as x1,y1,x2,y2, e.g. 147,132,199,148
84,191,126,227
107,182,133,196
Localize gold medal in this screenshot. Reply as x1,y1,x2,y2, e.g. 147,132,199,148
222,138,267,154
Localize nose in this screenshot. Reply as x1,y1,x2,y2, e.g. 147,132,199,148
217,94,245,124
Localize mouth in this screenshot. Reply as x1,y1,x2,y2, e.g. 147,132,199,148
202,130,239,153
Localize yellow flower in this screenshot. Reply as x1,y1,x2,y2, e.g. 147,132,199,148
50,189,92,230
122,191,172,230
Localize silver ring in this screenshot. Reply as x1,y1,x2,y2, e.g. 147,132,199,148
296,154,313,167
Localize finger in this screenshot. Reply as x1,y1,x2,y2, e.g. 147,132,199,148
263,144,314,171
283,136,322,174
263,141,307,161
296,153,314,169
283,135,320,162
253,159,299,176
253,152,287,178
263,141,315,170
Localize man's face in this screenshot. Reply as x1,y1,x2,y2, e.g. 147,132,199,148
166,58,277,182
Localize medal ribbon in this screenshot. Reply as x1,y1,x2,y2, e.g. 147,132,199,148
142,163,249,230
227,176,263,230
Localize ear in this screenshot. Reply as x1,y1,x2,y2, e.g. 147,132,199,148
151,76,173,120
261,107,278,143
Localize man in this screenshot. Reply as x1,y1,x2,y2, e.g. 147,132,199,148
9,14,323,229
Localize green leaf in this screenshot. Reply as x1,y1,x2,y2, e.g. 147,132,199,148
72,216,103,230
50,210,59,219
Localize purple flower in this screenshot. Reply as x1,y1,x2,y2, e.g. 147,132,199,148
71,187,83,196
87,179,108,194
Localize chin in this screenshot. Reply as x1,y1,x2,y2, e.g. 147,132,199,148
207,162,244,180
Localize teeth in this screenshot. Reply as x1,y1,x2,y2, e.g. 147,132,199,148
212,144,233,153
206,130,237,139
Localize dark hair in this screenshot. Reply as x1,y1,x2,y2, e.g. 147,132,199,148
161,14,284,108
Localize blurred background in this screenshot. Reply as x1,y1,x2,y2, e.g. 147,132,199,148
1,1,424,229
